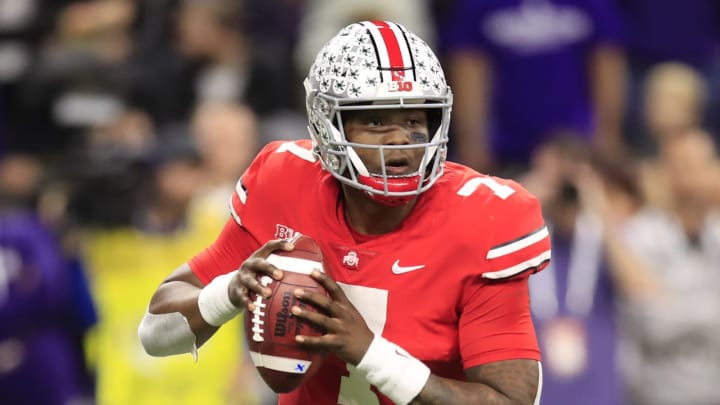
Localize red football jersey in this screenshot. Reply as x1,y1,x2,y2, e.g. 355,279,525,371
189,140,551,405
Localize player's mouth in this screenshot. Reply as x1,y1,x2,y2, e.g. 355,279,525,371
382,156,413,176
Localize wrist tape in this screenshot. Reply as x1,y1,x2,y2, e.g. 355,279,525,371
197,271,241,326
356,334,431,405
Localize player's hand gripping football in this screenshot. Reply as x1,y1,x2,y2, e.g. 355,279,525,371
229,239,374,366
291,270,374,366
229,239,291,311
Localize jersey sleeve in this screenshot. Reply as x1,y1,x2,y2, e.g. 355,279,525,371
190,141,311,284
458,275,539,369
188,143,285,284
481,186,551,280
456,178,549,368
228,142,281,228
188,218,258,285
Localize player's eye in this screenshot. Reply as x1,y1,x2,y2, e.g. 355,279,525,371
366,119,384,127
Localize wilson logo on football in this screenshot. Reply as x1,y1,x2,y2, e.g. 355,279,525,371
274,291,292,337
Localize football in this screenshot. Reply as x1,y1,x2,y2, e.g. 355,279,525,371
244,234,329,393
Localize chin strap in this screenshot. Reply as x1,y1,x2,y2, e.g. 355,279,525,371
358,174,420,206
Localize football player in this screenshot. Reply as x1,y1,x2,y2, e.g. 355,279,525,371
139,20,551,405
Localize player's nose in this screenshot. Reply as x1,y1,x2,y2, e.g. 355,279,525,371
383,125,411,145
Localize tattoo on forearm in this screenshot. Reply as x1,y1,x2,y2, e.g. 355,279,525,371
410,359,539,405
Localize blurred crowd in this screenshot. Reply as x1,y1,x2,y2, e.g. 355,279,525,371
1,1,720,404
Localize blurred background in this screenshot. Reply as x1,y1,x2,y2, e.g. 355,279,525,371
1,0,720,404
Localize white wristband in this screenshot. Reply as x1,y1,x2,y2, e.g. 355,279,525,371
197,271,242,326
356,335,431,405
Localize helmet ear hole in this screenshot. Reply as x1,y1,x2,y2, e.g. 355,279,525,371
426,108,443,136
332,114,342,133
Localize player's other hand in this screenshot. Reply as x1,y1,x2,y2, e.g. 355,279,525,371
291,270,374,365
230,239,293,311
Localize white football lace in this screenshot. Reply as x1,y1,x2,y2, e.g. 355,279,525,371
251,276,273,342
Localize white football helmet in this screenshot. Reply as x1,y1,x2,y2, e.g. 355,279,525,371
304,20,453,206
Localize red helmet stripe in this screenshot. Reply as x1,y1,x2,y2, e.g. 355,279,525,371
372,21,404,77
362,20,414,83
387,22,416,81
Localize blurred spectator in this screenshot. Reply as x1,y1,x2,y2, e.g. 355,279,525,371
78,137,268,404
0,153,97,405
9,0,138,155
617,0,720,149
65,108,156,229
192,102,257,188
242,0,308,143
174,0,249,103
634,62,708,157
0,0,76,154
189,101,278,404
639,126,720,216
631,62,715,210
442,0,627,174
132,138,204,233
520,136,634,405
188,101,257,221
129,0,297,129
294,0,436,76
606,128,720,405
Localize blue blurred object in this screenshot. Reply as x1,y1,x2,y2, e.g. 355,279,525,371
618,0,720,152
530,219,623,405
0,210,97,405
441,0,625,167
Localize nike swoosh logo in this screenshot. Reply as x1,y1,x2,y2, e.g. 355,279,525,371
392,260,425,274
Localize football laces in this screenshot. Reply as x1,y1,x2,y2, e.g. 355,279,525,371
251,276,273,342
